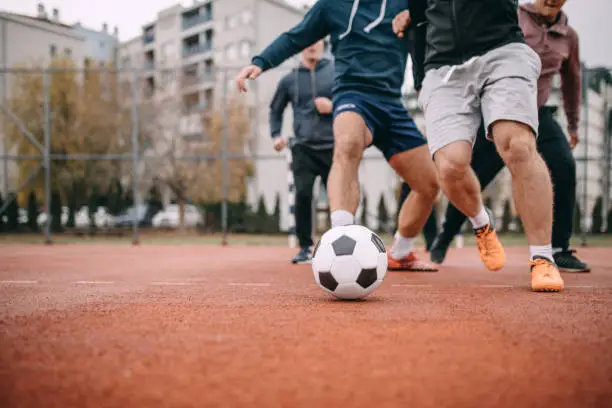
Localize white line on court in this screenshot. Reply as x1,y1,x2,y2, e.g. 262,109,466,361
391,284,433,288
0,280,38,284
565,285,595,289
228,283,271,287
150,282,190,286
73,281,115,285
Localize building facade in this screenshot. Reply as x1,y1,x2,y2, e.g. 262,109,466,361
0,3,119,195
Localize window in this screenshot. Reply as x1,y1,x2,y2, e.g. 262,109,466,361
225,43,237,61
100,41,105,49
239,41,251,58
122,57,131,68
241,9,253,24
49,44,56,57
64,48,72,57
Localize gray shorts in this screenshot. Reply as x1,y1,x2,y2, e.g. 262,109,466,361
418,42,542,157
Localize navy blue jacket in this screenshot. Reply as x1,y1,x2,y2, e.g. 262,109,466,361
253,0,412,100
269,58,335,150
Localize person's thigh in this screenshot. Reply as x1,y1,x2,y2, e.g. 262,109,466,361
418,64,482,159
480,42,542,140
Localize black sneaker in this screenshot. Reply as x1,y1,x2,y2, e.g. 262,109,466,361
291,247,312,264
553,249,590,273
429,232,453,265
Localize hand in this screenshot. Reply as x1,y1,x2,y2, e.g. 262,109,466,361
272,137,287,152
393,10,411,38
235,65,262,93
314,97,333,114
569,131,579,150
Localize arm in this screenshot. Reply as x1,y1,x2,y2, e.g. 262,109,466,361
252,1,330,72
407,0,427,92
560,31,581,134
269,76,291,139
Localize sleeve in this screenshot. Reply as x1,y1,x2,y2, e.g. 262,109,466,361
560,31,581,133
269,75,291,138
407,0,427,92
252,0,330,72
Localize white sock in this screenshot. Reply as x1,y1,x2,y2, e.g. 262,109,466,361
330,210,354,228
530,244,553,262
552,247,563,255
391,232,415,259
469,206,490,229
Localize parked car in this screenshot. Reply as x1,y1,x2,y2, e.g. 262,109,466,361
152,204,204,228
74,206,115,229
114,205,157,228
37,206,69,227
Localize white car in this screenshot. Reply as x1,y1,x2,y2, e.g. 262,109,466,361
37,206,69,227
74,206,115,229
152,204,204,228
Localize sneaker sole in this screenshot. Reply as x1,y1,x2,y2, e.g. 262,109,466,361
532,282,564,292
558,266,591,273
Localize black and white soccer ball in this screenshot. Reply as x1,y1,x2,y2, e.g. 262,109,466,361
312,225,388,300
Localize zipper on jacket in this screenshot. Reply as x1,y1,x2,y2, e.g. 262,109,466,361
450,0,466,63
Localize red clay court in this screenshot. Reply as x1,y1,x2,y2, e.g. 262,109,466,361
1,243,611,407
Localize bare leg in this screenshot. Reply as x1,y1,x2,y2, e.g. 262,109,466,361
491,120,552,246
389,145,439,238
326,111,371,225
434,141,482,217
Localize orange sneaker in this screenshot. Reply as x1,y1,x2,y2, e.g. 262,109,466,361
530,256,564,292
474,209,506,271
387,252,438,272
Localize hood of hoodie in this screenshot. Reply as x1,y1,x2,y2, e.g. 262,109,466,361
519,3,570,35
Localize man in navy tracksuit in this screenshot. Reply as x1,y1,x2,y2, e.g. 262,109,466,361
235,0,440,271
269,41,335,264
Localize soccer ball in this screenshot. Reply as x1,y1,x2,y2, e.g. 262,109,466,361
312,225,388,300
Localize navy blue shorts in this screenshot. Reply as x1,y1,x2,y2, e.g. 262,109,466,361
332,91,426,161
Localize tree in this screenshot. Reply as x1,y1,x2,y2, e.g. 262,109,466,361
6,193,19,232
4,58,153,213
360,194,369,229
377,195,389,233
272,193,281,233
0,192,5,232
501,200,512,233
152,89,253,230
50,191,63,233
591,196,603,234
27,192,39,232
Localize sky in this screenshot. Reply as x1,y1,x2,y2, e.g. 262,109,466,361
1,0,611,67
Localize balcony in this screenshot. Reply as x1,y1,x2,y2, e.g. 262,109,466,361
182,43,212,58
144,60,155,71
144,34,155,44
182,12,212,30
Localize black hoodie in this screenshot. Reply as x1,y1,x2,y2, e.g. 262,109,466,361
269,58,334,150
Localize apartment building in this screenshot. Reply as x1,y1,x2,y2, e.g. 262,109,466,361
0,4,87,195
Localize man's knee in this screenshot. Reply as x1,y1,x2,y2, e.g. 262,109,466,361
492,121,538,169
333,136,363,165
435,144,473,184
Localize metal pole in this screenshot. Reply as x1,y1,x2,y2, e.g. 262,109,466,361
581,68,590,247
43,71,52,245
1,18,7,194
131,71,140,245
221,70,229,246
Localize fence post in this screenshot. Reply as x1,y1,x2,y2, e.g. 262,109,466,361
131,70,140,245
221,70,229,246
43,70,52,245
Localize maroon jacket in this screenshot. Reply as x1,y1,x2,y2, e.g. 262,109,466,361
518,3,581,132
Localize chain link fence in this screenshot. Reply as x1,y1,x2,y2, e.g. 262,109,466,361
0,64,610,246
